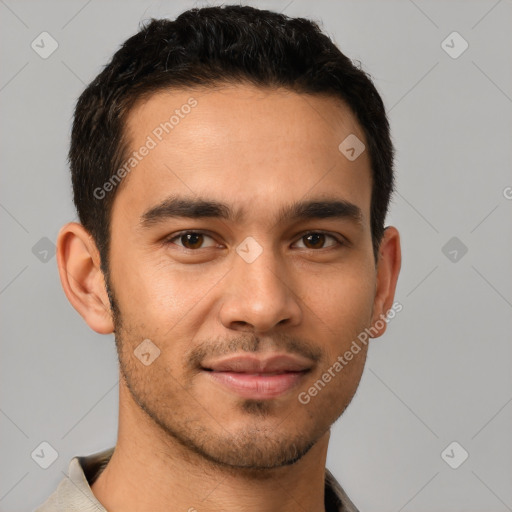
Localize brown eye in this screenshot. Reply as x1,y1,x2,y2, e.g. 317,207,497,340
294,232,341,250
180,233,204,249
167,231,217,250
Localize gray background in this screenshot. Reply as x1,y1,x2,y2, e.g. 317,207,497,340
1,0,511,511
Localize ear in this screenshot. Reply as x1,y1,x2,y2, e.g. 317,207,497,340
369,226,401,338
56,222,115,334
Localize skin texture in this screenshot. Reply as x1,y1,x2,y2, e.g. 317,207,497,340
57,84,401,512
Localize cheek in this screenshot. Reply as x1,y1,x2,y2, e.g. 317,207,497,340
305,264,375,322
303,264,376,357
112,256,228,336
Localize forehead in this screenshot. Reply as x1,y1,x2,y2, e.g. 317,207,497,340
125,84,364,151
116,84,372,227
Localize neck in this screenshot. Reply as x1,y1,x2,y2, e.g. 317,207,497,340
91,373,330,512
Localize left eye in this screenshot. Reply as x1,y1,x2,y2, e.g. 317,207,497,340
293,232,341,250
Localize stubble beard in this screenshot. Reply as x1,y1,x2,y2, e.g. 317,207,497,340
104,274,337,475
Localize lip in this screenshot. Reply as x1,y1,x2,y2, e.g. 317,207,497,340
202,353,314,373
201,353,313,399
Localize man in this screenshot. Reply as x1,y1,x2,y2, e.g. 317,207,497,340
36,4,401,511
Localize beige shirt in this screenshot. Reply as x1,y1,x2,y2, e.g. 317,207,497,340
35,446,360,512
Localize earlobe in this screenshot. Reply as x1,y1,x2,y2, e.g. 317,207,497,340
56,222,115,334
369,226,402,338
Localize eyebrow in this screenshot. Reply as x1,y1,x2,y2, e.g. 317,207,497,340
139,195,363,228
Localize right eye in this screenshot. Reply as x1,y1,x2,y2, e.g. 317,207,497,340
164,231,220,250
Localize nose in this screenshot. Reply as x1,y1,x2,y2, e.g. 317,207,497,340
218,244,302,333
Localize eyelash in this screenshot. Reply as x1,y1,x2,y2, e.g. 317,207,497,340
164,230,346,251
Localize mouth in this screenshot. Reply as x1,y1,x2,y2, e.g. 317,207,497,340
201,353,313,400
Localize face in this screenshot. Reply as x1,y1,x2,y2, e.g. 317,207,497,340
106,84,379,469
